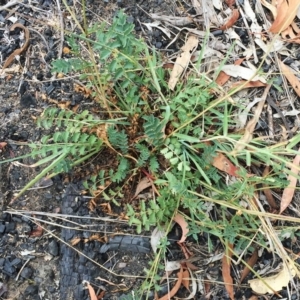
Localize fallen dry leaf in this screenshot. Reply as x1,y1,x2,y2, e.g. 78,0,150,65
220,9,240,30
182,267,198,299
240,249,258,283
158,266,183,300
260,0,277,18
28,224,43,237
133,176,152,198
278,60,300,98
234,85,271,152
225,0,235,8
168,35,198,90
0,142,7,149
280,147,300,214
221,65,266,83
222,243,235,300
182,269,191,291
173,213,189,243
215,58,244,86
151,226,166,253
85,281,97,300
248,262,296,294
212,152,239,177
269,0,300,33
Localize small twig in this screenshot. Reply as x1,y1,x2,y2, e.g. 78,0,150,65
267,102,274,139
29,27,50,52
15,258,30,281
0,0,21,11
55,0,64,60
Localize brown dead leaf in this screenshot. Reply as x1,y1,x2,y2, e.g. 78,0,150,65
133,176,152,198
220,9,240,30
158,266,183,300
262,166,278,209
173,213,189,243
182,269,191,291
168,35,198,90
0,142,7,149
269,0,300,33
215,58,244,86
278,60,300,97
222,243,235,300
234,85,271,152
215,71,231,86
86,282,97,300
28,224,43,237
280,147,300,214
212,152,240,177
70,237,81,246
185,261,199,271
248,261,296,294
240,249,258,283
225,0,235,8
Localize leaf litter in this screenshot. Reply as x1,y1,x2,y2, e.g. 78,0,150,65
147,1,300,295
144,0,300,297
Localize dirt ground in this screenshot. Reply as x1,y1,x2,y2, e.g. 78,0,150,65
1,0,300,299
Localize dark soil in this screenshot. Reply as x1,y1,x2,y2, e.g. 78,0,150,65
1,0,300,299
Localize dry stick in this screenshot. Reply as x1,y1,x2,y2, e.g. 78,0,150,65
266,100,275,139
0,0,21,11
55,0,64,61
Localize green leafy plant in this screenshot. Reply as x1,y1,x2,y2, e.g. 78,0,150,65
3,8,300,299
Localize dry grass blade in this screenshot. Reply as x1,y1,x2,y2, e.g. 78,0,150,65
222,243,235,300
280,147,300,214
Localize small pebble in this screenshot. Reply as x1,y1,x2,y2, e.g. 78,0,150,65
48,240,59,256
